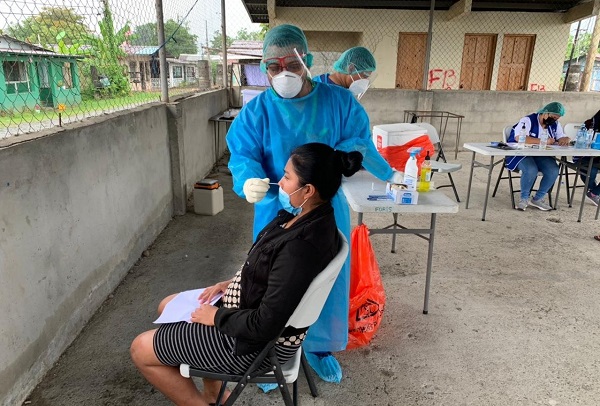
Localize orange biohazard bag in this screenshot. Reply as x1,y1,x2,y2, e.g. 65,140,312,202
347,224,386,349
377,134,435,174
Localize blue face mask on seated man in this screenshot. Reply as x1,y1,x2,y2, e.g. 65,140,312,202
278,186,307,216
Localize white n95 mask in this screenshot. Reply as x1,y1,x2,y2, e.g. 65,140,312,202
349,78,370,99
271,71,303,99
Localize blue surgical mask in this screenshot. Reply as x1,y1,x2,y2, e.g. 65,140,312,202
278,185,306,216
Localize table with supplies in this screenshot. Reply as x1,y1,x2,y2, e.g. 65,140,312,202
463,142,600,222
341,170,459,314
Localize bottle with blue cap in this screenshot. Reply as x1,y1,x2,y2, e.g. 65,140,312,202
404,147,421,190
575,124,588,149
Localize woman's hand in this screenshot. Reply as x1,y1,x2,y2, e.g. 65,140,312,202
547,137,556,145
557,137,571,146
198,280,230,303
190,304,218,326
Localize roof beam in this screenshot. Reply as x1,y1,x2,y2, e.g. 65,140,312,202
563,0,600,24
447,0,472,20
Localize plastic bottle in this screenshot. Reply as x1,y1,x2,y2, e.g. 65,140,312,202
404,147,421,191
575,124,587,149
539,128,549,150
587,129,594,148
592,132,600,150
517,123,527,149
418,151,432,192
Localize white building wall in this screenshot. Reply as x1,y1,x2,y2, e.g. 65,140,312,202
273,8,569,91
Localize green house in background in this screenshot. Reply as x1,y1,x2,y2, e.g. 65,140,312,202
0,35,82,112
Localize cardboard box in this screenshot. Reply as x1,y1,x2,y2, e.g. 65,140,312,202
386,183,419,205
373,123,427,149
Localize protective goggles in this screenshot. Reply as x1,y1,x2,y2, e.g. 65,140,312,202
263,53,306,75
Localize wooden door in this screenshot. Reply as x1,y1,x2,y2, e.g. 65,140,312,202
396,32,427,89
496,35,535,91
459,34,497,90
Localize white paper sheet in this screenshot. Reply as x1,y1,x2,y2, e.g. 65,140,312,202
153,288,223,324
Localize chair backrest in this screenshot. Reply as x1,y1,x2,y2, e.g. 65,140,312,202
563,122,582,139
502,125,512,143
287,230,348,329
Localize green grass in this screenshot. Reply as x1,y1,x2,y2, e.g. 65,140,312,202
0,92,162,127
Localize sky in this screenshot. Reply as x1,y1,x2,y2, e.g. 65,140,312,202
0,0,261,50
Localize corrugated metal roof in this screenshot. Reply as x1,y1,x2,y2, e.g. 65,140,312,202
121,44,160,56
0,35,83,58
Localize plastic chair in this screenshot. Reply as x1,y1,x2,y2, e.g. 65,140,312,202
556,123,583,207
180,231,349,406
413,122,462,201
492,125,553,208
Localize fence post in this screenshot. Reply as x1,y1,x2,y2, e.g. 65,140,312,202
155,0,169,102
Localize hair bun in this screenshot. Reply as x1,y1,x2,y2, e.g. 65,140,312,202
335,150,363,177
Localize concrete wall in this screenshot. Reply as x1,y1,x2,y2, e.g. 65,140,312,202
167,90,228,214
0,90,228,406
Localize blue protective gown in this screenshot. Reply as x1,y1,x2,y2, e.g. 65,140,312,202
226,81,393,352
313,73,336,85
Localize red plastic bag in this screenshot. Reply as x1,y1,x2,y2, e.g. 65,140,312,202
377,134,435,174
347,224,386,349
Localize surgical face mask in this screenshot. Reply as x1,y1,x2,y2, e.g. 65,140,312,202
271,71,304,99
349,78,370,99
544,117,557,126
278,185,306,216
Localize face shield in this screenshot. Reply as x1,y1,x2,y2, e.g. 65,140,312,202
263,49,311,99
348,66,377,100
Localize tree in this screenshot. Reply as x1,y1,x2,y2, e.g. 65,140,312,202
79,0,131,98
565,32,592,61
7,7,90,47
210,28,264,50
129,19,198,57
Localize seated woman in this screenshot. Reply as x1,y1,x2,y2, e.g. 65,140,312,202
130,143,363,405
506,102,571,211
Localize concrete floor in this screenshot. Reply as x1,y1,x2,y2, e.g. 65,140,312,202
26,151,600,405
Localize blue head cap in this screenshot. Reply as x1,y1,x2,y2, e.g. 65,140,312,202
260,24,313,73
332,46,376,75
537,102,565,117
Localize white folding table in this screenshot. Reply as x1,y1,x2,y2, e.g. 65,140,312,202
463,142,600,221
341,170,459,314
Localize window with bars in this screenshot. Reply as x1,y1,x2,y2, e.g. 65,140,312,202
3,60,30,94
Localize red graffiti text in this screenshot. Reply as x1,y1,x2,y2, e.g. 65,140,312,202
428,69,457,90
530,83,546,91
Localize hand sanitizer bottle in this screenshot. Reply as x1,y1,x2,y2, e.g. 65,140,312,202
517,123,527,149
404,147,420,191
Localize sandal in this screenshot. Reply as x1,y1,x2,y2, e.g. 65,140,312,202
594,235,600,241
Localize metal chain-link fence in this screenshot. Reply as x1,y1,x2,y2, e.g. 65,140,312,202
291,1,596,93
2,1,598,138
0,0,238,138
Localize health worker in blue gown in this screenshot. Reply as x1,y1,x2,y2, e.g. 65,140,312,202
226,24,402,383
313,46,376,100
